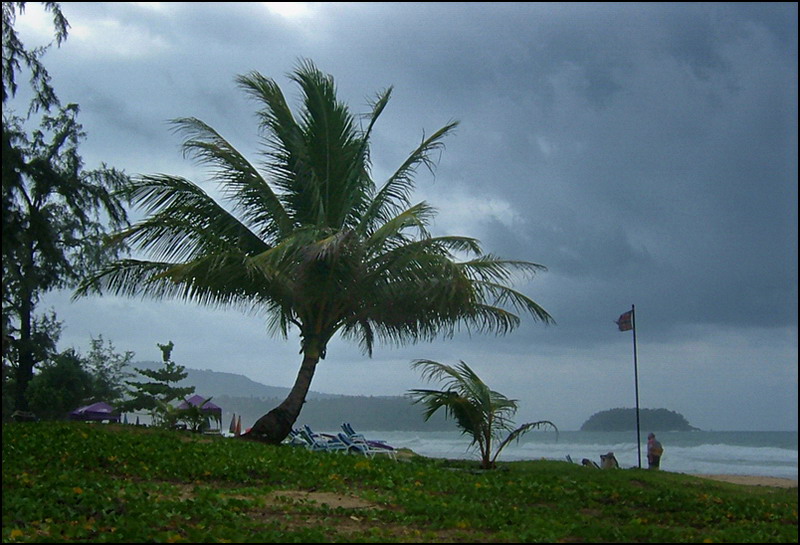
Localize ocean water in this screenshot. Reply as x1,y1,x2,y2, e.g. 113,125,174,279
355,430,798,480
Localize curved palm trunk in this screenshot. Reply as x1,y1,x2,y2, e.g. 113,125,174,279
244,348,321,444
480,425,494,470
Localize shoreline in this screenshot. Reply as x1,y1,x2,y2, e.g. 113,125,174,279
688,473,798,488
395,448,799,488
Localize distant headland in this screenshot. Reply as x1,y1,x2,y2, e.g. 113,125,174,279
580,408,700,432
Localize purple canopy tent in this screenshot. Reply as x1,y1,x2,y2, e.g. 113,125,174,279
176,394,222,416
69,401,120,422
176,394,222,432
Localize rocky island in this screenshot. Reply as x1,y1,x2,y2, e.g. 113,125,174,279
580,407,700,432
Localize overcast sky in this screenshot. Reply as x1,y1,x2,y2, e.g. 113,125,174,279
14,2,797,431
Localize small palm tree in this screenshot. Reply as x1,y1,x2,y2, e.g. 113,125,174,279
76,59,553,444
173,397,220,433
408,359,557,469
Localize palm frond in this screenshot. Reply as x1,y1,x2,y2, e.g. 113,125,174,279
459,255,546,283
73,258,178,299
170,117,293,240
363,202,435,256
236,69,322,225
236,70,299,152
459,257,554,324
364,234,482,287
491,420,559,466
357,121,459,237
407,388,483,441
472,282,554,325
239,60,376,232
118,174,268,262
361,86,393,144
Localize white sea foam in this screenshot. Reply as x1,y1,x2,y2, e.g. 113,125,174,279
356,430,798,479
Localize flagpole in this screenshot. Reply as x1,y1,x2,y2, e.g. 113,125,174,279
631,304,641,469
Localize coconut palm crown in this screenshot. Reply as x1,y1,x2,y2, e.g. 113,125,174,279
76,59,553,443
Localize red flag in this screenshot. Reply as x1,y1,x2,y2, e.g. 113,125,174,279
616,310,633,331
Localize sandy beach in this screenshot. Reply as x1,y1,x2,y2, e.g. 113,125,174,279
690,474,798,489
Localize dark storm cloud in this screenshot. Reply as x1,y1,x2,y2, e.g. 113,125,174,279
377,2,800,334
19,2,795,430
47,2,795,335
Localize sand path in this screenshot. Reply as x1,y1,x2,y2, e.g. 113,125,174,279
690,474,797,488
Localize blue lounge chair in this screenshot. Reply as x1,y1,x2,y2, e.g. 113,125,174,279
341,422,396,452
342,422,368,442
337,432,397,460
298,426,347,452
285,429,311,447
304,425,345,444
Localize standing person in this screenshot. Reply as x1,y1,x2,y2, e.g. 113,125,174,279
647,432,664,470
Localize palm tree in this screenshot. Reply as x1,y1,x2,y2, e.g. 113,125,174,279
76,59,553,444
408,359,557,469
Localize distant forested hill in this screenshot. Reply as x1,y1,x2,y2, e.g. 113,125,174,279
127,361,451,431
215,394,451,432
580,408,700,432
130,361,339,400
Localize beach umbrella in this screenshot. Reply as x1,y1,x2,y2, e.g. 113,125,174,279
229,413,237,434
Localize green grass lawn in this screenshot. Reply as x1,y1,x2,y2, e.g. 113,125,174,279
2,422,797,542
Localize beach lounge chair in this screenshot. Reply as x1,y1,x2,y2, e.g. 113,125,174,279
298,426,347,452
336,432,397,459
581,458,600,469
341,423,396,452
600,452,619,469
304,425,347,444
285,429,310,447
341,422,367,441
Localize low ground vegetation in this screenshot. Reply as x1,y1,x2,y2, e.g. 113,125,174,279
2,422,797,542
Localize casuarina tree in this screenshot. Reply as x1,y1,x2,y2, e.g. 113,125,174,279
76,59,553,443
119,343,195,425
2,3,129,413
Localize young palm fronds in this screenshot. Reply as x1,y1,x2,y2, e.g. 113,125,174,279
408,359,557,469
